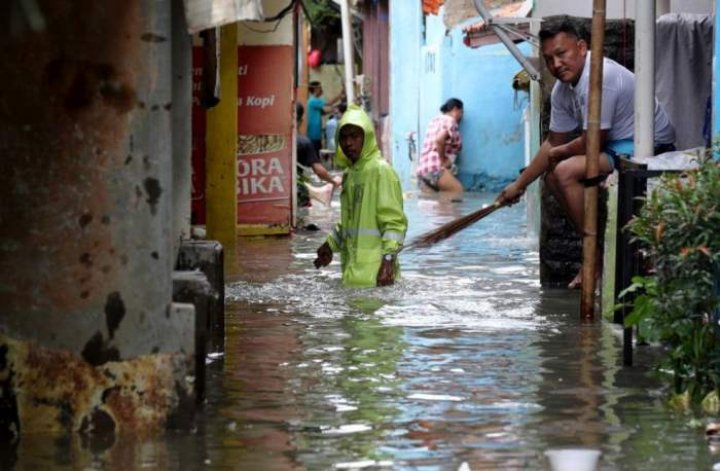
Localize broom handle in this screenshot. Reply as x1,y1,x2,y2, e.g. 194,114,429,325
401,200,504,252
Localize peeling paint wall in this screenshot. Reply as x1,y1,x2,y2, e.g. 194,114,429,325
0,0,195,435
0,0,188,357
0,335,193,438
172,0,193,258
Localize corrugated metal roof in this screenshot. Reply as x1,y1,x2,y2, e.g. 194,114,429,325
443,0,530,30
459,0,533,48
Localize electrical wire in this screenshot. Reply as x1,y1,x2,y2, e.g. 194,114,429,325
240,0,297,33
241,19,283,33
264,0,298,21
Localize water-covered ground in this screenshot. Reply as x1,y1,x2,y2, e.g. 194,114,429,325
214,192,713,470
2,192,715,470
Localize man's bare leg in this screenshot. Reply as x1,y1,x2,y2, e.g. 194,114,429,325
547,155,612,288
544,171,578,231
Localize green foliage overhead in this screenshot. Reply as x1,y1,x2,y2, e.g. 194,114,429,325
303,0,341,32
621,156,720,404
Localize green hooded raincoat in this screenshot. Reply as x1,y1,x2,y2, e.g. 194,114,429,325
326,105,408,288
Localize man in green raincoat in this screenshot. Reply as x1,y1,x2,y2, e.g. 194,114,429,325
313,104,407,288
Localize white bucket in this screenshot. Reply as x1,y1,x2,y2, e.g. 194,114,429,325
544,448,602,471
306,182,335,206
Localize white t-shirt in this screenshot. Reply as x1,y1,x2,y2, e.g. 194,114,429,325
549,52,675,145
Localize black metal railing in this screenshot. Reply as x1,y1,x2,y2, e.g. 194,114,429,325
613,158,680,366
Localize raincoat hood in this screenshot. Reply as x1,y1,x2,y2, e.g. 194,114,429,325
334,104,380,169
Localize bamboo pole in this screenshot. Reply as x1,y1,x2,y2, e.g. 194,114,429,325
581,0,607,319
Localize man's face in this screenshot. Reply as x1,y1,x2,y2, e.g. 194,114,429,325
339,124,364,162
541,32,587,85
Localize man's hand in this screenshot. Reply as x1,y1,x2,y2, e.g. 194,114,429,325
332,176,342,188
314,242,333,269
497,182,525,206
376,256,395,287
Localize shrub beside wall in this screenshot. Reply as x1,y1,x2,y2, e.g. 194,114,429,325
622,159,720,406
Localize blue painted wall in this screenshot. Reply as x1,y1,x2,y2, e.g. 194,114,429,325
445,35,531,190
389,0,422,188
390,6,531,191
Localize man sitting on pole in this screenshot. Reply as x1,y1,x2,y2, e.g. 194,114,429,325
497,18,675,289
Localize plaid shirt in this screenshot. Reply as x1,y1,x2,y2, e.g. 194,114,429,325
417,114,462,176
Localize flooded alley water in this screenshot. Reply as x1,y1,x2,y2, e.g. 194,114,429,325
2,193,716,470
213,192,713,470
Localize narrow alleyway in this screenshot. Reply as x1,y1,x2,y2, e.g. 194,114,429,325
208,192,713,469
1,193,713,470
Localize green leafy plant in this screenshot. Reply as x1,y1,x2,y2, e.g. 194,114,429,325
302,0,341,33
621,158,720,403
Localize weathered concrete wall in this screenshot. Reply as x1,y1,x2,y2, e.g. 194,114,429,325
171,0,193,257
176,240,225,352
0,331,194,436
0,0,195,436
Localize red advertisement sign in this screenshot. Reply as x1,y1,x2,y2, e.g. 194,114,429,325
236,45,294,228
191,46,206,225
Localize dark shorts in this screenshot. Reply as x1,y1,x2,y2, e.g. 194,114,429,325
418,169,444,191
311,139,322,155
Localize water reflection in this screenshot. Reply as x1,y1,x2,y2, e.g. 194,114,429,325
531,288,714,470
299,314,404,468
1,192,714,470
209,303,304,470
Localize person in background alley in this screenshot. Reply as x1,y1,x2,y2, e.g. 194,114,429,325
307,80,345,154
324,102,347,152
497,19,675,289
314,104,408,287
296,102,341,207
417,98,465,194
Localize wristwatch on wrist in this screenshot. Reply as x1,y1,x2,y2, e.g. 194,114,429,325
383,254,395,262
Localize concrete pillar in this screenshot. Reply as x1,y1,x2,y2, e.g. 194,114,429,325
0,0,194,436
171,0,193,256
205,24,238,249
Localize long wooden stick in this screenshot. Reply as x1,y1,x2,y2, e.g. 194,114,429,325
404,200,505,250
581,0,607,319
